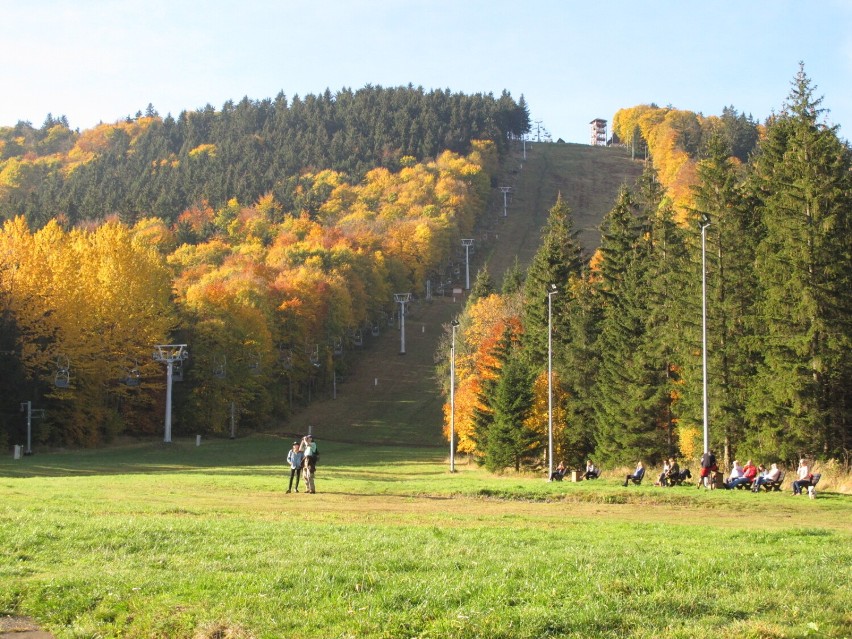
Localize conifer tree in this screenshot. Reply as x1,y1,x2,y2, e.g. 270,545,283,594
682,133,757,465
484,336,536,473
501,256,525,295
522,194,583,364
468,265,495,303
744,66,852,460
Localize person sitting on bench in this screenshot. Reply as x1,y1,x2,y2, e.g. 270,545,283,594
662,458,680,486
623,461,644,486
752,463,781,492
550,461,567,482
792,459,813,496
584,460,600,480
725,460,753,489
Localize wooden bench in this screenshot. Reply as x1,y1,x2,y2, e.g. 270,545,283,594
757,471,785,492
667,468,692,486
624,467,645,486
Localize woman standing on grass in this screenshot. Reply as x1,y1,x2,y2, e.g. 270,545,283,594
286,441,303,493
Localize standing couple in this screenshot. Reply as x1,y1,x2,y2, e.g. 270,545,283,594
286,433,318,494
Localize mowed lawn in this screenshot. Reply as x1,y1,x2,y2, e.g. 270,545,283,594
1,436,850,639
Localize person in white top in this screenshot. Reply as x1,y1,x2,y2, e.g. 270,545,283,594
752,463,781,492
792,459,812,496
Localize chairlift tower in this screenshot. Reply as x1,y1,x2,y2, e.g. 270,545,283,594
499,187,512,217
394,293,411,355
461,239,474,290
153,344,188,443
20,401,45,455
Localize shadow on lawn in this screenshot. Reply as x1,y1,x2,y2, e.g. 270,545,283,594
0,435,443,478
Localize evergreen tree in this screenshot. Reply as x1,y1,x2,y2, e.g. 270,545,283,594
484,337,536,472
522,194,583,364
682,133,757,465
590,183,670,464
500,256,525,295
468,265,495,303
744,66,852,461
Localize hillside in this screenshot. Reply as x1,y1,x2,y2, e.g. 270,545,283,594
282,141,644,446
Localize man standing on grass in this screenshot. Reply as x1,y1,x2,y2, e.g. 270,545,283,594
300,434,317,494
699,449,717,489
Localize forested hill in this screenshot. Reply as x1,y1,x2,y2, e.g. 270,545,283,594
0,86,529,227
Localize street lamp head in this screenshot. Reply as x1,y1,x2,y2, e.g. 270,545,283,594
700,213,711,227
450,319,460,327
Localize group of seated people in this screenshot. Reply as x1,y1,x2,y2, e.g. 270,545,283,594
549,460,601,482
551,457,817,496
653,458,691,486
722,459,782,491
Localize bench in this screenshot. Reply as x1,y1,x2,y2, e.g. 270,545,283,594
667,468,692,486
757,471,785,492
807,473,822,497
624,467,645,486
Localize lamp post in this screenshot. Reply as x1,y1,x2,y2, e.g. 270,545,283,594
153,344,188,443
394,293,411,355
461,239,474,290
547,284,557,480
700,214,711,456
450,319,460,473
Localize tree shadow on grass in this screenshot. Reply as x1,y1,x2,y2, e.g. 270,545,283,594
0,434,444,478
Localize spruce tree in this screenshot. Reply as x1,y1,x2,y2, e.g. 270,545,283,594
744,66,852,460
679,133,758,466
468,265,495,303
484,339,536,473
522,194,583,364
501,257,525,295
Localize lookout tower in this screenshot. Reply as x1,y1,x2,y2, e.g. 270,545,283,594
590,118,607,146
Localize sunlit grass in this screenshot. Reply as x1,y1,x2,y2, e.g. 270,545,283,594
1,436,850,638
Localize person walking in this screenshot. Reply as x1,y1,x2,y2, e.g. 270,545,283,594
286,441,303,493
300,434,318,494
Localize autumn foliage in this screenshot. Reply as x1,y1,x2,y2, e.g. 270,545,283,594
0,145,495,445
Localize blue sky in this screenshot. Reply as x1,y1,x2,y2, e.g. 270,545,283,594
2,0,850,143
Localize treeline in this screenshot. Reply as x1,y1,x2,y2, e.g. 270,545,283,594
441,69,851,472
0,144,495,447
0,86,529,228
612,103,760,217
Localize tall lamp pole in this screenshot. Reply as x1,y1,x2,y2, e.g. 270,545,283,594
700,214,711,455
394,293,411,355
450,319,460,473
461,239,474,290
547,284,557,480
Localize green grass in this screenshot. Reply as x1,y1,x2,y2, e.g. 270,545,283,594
1,436,850,639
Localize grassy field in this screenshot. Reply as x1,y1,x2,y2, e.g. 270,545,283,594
1,437,850,639
4,144,848,638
